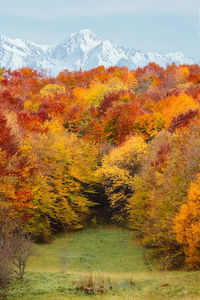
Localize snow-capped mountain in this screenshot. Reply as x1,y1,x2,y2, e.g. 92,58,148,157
0,29,198,75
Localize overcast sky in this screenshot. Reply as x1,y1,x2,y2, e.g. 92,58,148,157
1,0,200,58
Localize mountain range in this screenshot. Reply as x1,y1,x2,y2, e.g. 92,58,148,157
0,29,198,75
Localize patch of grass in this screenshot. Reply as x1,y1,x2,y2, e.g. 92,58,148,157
27,226,147,273
4,226,200,299
4,270,200,299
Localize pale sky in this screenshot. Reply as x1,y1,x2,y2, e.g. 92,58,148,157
0,0,200,58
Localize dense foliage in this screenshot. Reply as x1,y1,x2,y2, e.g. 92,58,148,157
1,63,200,268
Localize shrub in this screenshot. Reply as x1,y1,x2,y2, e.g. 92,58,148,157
75,274,113,295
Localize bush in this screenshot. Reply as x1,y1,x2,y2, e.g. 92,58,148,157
75,274,113,295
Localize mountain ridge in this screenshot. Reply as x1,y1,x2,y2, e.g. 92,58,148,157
0,29,198,75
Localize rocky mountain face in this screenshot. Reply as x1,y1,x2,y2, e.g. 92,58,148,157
0,29,198,75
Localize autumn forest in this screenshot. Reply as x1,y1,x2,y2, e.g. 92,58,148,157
1,62,200,286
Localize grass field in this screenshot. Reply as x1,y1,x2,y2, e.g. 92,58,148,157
4,226,200,299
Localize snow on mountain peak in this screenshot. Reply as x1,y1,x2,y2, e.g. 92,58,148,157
63,29,101,54
79,29,99,39
0,29,198,75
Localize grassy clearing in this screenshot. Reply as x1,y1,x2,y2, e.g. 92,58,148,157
27,225,147,273
4,226,200,299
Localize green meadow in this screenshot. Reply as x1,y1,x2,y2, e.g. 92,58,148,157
5,226,200,300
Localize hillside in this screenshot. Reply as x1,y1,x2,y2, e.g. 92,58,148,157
6,227,200,300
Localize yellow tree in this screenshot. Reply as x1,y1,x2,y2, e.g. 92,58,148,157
97,136,147,222
176,66,189,84
129,123,200,266
157,93,199,129
25,120,98,240
174,174,200,269
40,84,66,97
